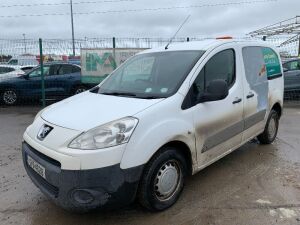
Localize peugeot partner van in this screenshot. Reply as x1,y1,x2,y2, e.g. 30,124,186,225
22,39,284,212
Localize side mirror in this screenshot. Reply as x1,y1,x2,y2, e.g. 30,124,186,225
198,79,229,103
283,67,288,72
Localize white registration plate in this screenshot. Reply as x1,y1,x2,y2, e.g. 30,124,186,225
27,155,46,179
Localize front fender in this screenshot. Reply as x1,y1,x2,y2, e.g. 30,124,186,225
120,118,196,170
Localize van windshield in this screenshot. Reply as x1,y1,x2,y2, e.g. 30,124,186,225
98,50,204,99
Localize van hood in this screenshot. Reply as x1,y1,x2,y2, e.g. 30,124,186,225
41,91,163,131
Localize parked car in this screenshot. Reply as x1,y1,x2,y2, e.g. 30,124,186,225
282,58,300,92
0,65,35,80
22,40,283,212
0,63,90,105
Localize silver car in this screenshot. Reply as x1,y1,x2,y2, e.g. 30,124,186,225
282,58,300,93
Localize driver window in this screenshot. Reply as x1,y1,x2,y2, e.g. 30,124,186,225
28,66,50,78
193,49,235,96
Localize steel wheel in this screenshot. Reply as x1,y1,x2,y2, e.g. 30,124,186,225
267,116,277,140
138,147,187,211
3,90,17,105
257,109,279,144
154,160,181,201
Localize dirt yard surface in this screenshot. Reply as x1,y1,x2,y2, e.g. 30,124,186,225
0,104,300,225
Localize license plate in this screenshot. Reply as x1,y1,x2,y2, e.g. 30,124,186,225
27,155,46,179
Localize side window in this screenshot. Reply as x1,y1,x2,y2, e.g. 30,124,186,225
0,67,15,74
21,67,34,73
284,60,300,71
58,65,73,75
51,65,61,75
72,65,81,73
193,49,235,95
28,66,50,78
8,59,18,65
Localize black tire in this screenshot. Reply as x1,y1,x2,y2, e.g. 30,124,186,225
138,147,187,211
257,109,279,144
73,85,87,95
1,89,18,106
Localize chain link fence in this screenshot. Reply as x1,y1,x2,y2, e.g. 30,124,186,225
0,36,299,107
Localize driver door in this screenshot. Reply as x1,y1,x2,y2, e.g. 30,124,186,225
187,47,244,167
23,65,51,98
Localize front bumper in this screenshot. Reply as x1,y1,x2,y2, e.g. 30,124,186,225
22,142,144,211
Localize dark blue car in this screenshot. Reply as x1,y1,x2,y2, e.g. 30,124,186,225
0,63,91,105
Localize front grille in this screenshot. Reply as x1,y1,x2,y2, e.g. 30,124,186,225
26,143,61,168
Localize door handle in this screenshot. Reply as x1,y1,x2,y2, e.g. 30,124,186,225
246,92,255,99
232,97,242,104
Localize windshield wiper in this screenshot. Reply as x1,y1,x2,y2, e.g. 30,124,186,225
101,92,137,97
136,96,162,99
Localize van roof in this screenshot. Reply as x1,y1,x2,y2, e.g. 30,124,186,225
142,39,274,54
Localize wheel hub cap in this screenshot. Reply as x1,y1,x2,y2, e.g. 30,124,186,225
154,161,180,201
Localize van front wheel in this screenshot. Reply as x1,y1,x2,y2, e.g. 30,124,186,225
257,109,279,144
138,147,187,211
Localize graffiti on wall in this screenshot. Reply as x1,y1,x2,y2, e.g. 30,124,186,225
81,48,147,84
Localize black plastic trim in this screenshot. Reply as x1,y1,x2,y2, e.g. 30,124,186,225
267,73,282,80
22,142,144,212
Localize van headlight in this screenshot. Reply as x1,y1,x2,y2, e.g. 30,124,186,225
68,117,138,150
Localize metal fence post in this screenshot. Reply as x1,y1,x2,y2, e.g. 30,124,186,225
298,35,300,57
112,37,116,69
39,38,46,108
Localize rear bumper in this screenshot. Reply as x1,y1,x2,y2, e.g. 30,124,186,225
22,142,144,211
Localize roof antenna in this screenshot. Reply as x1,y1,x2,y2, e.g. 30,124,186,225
165,15,191,50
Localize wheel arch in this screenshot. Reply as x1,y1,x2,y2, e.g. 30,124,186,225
157,141,193,176
271,102,282,118
132,140,194,177
0,84,18,92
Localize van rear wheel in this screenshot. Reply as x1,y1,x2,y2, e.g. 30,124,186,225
138,147,187,211
257,109,279,144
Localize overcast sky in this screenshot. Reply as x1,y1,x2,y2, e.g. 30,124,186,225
0,0,299,39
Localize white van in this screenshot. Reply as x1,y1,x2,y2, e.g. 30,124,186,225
22,39,284,212
8,55,39,66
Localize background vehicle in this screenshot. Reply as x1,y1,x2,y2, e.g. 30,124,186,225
7,55,39,66
282,58,300,93
0,65,35,80
0,63,91,105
